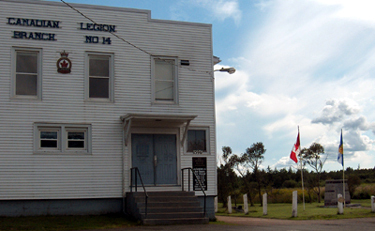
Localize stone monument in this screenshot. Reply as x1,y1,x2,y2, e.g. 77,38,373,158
324,179,350,206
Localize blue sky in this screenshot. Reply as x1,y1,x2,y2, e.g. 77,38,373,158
53,0,375,172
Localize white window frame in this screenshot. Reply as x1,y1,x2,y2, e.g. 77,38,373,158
85,52,114,102
65,127,88,151
185,127,210,155
11,47,42,100
151,56,178,104
38,127,61,151
34,123,92,154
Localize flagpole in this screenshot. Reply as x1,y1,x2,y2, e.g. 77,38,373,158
290,126,304,210
343,162,345,207
342,129,345,207
297,126,305,211
300,154,305,211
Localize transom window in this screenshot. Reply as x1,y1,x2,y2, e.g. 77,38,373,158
186,128,209,154
152,57,178,103
12,48,42,99
35,124,91,154
86,53,113,101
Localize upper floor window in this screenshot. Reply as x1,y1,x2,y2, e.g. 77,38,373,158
12,48,42,99
152,57,178,103
86,53,113,101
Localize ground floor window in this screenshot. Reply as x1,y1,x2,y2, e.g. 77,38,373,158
34,123,91,154
186,128,209,154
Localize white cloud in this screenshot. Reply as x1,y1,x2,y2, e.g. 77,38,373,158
272,156,298,169
193,0,242,24
312,99,361,125
216,0,375,171
170,0,242,24
254,0,274,11
316,0,375,26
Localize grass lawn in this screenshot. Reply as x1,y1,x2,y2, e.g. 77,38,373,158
216,199,375,220
0,213,137,231
1,200,374,230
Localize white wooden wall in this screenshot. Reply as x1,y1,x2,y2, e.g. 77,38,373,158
0,0,216,200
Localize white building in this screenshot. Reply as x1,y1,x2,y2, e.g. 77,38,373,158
0,0,217,221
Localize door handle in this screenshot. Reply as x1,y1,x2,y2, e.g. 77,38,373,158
154,155,157,167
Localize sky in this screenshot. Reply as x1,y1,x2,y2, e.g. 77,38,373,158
52,0,375,172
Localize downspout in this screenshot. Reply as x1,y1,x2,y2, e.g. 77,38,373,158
122,119,126,215
121,118,129,215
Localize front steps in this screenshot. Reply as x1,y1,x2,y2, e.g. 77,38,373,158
126,191,209,225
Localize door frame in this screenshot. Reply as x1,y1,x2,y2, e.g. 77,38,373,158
129,127,181,187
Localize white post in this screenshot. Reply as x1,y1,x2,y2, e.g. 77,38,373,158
337,194,344,214
227,196,232,214
292,191,297,217
243,194,249,214
214,196,218,213
263,193,268,215
300,156,305,211
371,196,375,213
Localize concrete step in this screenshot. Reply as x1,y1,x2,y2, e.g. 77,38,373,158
141,212,205,219
131,191,195,197
134,196,198,203
142,217,209,225
126,191,208,225
138,206,203,213
137,202,201,209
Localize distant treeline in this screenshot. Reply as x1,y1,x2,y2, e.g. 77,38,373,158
217,165,375,205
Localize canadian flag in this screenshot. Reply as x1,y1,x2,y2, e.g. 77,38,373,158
290,132,300,163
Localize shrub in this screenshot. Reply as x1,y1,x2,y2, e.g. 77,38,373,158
353,184,375,199
282,180,298,188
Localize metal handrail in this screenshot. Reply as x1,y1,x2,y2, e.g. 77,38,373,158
181,167,207,217
130,167,149,217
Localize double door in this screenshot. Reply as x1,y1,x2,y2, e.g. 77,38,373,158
131,134,177,185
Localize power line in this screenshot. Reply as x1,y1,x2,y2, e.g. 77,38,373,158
60,0,213,76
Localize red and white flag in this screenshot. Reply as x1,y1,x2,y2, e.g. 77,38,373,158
290,132,300,163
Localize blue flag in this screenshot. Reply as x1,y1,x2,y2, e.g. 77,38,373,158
337,130,344,166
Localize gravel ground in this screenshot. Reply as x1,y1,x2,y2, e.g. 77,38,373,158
83,216,375,231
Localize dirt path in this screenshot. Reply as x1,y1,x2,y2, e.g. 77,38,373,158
216,216,375,231
85,216,375,231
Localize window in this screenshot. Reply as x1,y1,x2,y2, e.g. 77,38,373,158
186,128,209,154
152,57,178,103
39,128,60,149
12,48,42,99
66,128,87,150
34,123,91,154
86,53,113,101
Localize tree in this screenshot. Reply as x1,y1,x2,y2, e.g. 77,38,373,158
347,174,361,197
230,142,266,206
217,146,238,206
301,142,327,203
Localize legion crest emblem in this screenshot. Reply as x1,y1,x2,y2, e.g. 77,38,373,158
57,51,72,74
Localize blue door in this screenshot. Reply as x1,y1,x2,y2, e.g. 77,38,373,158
132,134,177,185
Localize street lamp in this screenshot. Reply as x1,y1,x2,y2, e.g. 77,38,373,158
215,67,236,74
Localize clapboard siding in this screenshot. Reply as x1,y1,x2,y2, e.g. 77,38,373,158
0,0,217,200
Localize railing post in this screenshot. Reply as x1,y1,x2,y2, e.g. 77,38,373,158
188,170,190,191
134,168,139,192
204,196,206,217
182,169,185,191
145,195,148,217
130,167,148,218
130,168,133,192
181,168,206,217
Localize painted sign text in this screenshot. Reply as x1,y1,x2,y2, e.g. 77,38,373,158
7,18,60,28
80,23,116,33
